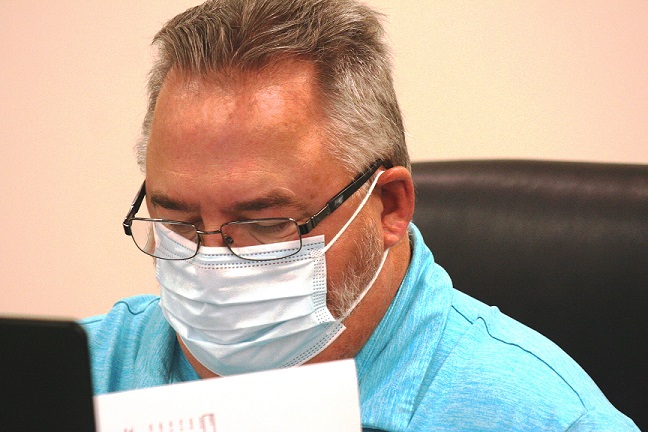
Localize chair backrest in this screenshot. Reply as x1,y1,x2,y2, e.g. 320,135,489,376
411,160,648,429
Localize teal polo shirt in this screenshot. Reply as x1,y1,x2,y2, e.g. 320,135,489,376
81,225,638,430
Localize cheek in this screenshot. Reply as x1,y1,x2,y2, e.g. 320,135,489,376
324,213,382,291
324,248,351,292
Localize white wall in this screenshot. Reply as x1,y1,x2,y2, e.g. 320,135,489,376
1,1,647,318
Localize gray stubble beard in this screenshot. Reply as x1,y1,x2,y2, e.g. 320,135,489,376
327,216,385,319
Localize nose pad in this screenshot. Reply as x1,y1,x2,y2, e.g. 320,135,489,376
199,232,229,248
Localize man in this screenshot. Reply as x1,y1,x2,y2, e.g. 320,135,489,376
82,0,638,430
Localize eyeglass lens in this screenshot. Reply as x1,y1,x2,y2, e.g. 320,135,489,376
129,219,301,261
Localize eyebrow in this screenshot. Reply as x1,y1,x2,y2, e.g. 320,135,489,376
149,190,311,218
150,193,197,213
227,191,311,216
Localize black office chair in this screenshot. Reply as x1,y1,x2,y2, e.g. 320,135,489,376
411,159,648,429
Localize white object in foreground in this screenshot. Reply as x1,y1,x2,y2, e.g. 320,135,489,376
94,359,362,432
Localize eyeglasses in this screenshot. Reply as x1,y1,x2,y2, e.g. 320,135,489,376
123,159,391,261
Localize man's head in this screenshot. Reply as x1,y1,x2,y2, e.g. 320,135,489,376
135,0,415,377
136,0,409,176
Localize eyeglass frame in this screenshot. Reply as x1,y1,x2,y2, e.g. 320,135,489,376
122,159,392,260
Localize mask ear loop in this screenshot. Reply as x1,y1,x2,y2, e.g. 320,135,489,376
338,247,389,322
320,170,385,254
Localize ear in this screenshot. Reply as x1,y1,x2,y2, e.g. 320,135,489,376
375,166,415,248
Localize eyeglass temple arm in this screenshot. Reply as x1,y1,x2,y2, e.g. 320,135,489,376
298,160,391,235
123,181,147,236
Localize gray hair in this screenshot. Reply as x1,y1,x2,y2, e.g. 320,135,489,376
136,0,409,175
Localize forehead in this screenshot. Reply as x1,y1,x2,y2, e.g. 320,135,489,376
144,61,346,215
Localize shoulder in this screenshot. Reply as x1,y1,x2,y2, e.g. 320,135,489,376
80,295,162,346
81,295,161,328
415,289,637,430
399,226,638,429
79,295,174,394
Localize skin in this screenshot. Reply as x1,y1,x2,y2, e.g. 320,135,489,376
145,59,415,378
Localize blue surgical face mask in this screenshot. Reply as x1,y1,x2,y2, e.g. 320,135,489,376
157,172,387,376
